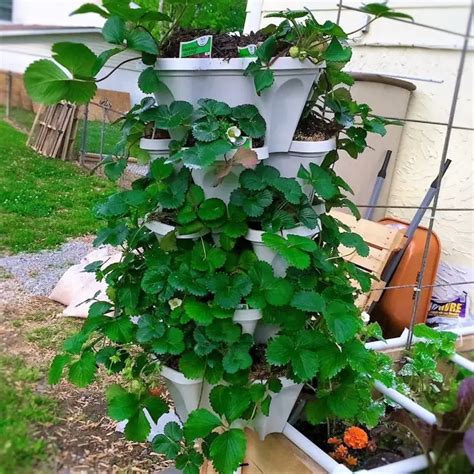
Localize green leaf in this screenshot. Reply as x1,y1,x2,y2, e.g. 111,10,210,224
339,232,369,257
193,120,220,142
104,158,127,181
223,340,253,374
24,59,97,105
254,69,275,95
71,3,109,17
52,42,98,78
266,335,293,366
274,177,303,205
49,354,71,384
184,300,213,326
262,234,315,270
232,105,267,138
106,385,139,421
210,386,251,423
197,98,231,117
152,422,183,459
138,67,162,93
343,339,374,373
323,301,362,344
175,451,204,474
153,328,185,355
143,396,168,422
299,164,339,200
360,3,413,20
151,101,194,129
198,198,226,222
136,314,166,343
125,410,151,442
257,36,277,63
207,273,253,310
323,37,352,63
102,16,126,44
291,291,325,313
179,352,206,379
127,29,158,54
88,301,113,318
327,385,361,419
316,342,347,379
68,351,97,387
93,47,123,75
209,430,246,474
103,317,135,343
141,268,166,294
306,397,329,425
183,409,221,442
292,349,319,380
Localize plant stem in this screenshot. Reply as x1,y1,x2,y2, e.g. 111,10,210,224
96,57,142,83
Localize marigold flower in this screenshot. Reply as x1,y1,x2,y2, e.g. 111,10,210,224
345,455,358,467
328,437,342,445
343,426,369,449
330,444,348,461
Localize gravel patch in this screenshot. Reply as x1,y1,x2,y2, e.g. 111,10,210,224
0,237,94,297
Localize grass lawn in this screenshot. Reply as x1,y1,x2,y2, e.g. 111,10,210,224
0,106,123,156
0,355,58,474
0,120,116,253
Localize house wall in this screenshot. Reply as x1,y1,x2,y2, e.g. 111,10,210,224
11,0,104,27
255,0,474,302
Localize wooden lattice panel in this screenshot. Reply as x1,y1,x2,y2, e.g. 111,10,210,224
27,103,79,160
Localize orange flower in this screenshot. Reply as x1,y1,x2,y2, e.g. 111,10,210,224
330,444,349,462
345,455,358,467
328,437,342,445
343,426,369,449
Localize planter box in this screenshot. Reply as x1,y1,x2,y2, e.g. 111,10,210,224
145,220,208,240
154,58,323,153
233,308,263,336
246,226,320,277
192,146,269,203
140,137,171,161
161,365,204,423
267,138,336,194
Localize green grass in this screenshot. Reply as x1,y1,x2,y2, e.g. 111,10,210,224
0,355,57,474
26,318,81,351
0,120,116,253
0,106,123,156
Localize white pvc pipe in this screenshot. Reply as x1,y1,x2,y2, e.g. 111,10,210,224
357,454,430,474
282,423,349,473
374,381,437,426
365,332,408,351
243,0,264,34
450,353,474,372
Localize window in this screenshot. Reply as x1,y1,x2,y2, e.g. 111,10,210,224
0,0,12,21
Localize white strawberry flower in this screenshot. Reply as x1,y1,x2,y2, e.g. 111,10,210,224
226,126,242,143
169,298,183,310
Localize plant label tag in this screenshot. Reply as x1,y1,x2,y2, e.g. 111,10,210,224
238,45,258,58
179,35,213,58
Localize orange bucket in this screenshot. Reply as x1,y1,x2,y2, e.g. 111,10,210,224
372,218,441,338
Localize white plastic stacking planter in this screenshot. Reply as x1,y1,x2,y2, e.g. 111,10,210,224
153,58,323,153
246,225,320,277
233,308,263,335
251,377,303,440
145,220,208,240
139,137,172,161
192,146,269,203
160,366,204,423
267,137,336,177
254,322,280,344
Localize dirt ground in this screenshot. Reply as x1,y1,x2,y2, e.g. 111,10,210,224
0,267,172,473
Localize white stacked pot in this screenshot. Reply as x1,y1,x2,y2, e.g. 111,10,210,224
145,221,208,240
140,137,172,161
192,146,269,203
267,137,336,197
153,58,323,153
246,225,320,277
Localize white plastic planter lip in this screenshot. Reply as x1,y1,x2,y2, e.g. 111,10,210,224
246,225,320,243
233,308,263,336
161,365,203,385
139,137,172,151
155,57,321,74
283,423,431,474
289,136,337,153
145,220,208,239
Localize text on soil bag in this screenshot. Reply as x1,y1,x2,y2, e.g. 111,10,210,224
179,35,213,58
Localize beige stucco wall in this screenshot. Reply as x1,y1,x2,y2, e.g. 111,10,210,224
258,0,474,300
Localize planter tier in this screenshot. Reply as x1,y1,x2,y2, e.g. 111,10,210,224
161,366,203,423
267,137,336,197
145,220,207,240
153,58,323,153
246,226,320,277
192,146,269,203
139,137,172,161
233,308,263,336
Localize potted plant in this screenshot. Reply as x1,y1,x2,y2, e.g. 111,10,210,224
169,98,268,203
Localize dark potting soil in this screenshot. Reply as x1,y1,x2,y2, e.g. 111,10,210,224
144,127,171,140
161,29,274,59
294,112,341,142
250,344,286,380
294,419,423,471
